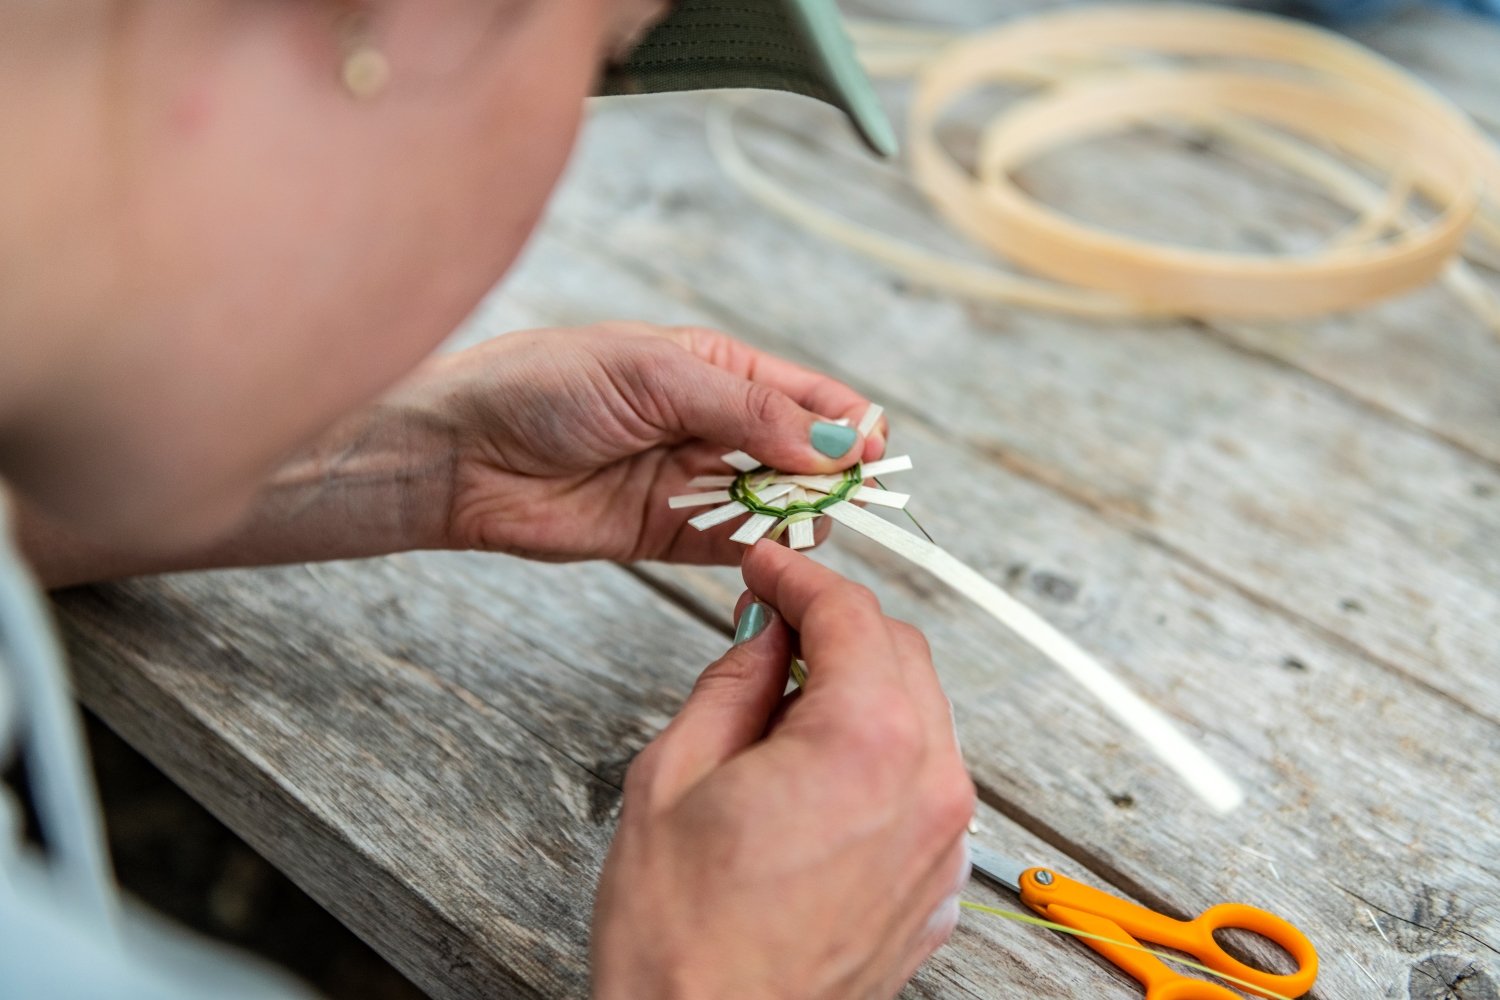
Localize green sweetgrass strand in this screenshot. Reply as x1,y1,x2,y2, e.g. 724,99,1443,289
874,475,937,544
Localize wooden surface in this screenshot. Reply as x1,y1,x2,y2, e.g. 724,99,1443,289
54,3,1500,998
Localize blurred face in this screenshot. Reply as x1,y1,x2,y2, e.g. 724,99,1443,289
0,0,669,546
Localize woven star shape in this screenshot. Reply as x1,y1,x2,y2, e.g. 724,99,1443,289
667,406,912,549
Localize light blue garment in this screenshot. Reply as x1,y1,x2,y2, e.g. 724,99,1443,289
0,497,317,999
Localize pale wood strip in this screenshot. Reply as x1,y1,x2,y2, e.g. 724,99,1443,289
667,490,732,509
775,474,845,491
823,500,1242,814
788,517,818,549
854,485,911,509
730,512,779,545
748,481,796,504
688,501,748,530
862,455,915,477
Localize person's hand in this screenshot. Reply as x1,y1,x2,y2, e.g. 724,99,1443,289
12,322,887,586
591,542,974,1000
397,322,887,563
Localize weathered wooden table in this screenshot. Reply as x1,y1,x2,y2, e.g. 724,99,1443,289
55,3,1500,998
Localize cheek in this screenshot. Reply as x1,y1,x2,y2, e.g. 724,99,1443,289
88,3,604,543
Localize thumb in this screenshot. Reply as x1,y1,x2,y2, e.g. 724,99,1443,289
653,598,792,797
661,359,866,474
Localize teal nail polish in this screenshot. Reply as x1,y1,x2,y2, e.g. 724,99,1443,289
733,602,770,645
811,421,857,458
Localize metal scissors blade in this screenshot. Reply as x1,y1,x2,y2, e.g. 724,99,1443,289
969,845,1028,893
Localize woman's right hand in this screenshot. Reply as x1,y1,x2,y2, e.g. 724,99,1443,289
591,541,974,1000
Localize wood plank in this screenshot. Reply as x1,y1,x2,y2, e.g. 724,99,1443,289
538,68,1500,722
56,555,1169,1000
59,557,695,1000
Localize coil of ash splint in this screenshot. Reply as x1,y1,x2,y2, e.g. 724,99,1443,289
712,5,1500,324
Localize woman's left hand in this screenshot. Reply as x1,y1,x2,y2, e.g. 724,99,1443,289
15,323,886,586
401,322,887,564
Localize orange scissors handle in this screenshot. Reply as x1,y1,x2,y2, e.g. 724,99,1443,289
1017,867,1318,999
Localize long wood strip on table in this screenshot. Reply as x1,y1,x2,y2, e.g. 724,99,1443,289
822,500,1241,813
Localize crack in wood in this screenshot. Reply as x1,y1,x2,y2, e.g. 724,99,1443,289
1409,954,1500,1000
1330,882,1500,958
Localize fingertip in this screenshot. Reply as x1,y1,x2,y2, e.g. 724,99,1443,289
745,537,783,563
742,537,798,596
746,536,797,569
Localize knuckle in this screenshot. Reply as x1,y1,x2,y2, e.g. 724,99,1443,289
848,690,925,764
669,324,722,346
846,583,881,612
889,619,931,658
690,650,757,698
636,332,690,373
926,767,977,834
668,325,739,369
742,380,786,427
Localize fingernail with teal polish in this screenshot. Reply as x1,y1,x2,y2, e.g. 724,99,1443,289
733,602,770,645
811,421,858,458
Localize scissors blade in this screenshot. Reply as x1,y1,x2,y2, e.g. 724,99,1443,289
970,845,1029,893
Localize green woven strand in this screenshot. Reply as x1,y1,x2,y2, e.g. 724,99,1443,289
874,475,937,544
730,465,864,517
959,901,1295,1000
789,658,808,687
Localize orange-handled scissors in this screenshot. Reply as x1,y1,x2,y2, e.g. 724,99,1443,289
970,846,1318,999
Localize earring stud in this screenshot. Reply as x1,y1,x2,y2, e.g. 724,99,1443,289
337,6,389,99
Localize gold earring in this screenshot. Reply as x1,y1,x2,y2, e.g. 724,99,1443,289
337,3,390,100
